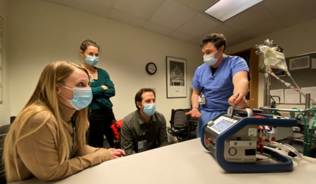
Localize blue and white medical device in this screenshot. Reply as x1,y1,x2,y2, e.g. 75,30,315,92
201,107,297,173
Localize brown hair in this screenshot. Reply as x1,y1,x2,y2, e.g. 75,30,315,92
200,33,227,52
135,88,156,109
80,39,100,52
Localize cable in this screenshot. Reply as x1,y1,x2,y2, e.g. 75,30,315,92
256,152,272,163
289,74,301,92
290,108,316,157
266,141,302,165
293,108,310,156
308,109,316,156
302,156,316,163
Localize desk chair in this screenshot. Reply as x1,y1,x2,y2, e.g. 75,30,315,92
10,116,16,124
0,124,10,184
167,109,197,142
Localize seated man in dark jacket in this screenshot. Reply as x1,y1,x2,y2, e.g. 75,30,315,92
120,88,169,155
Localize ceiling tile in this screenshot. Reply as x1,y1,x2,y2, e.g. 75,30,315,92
297,1,316,20
276,9,313,27
88,0,115,7
63,0,87,11
143,22,173,36
175,0,218,11
190,37,202,45
149,0,198,30
198,24,237,39
45,0,316,47
224,3,273,32
226,33,251,48
81,2,113,18
61,0,113,18
113,0,166,20
177,13,220,37
59,0,115,9
305,0,316,6
169,31,194,42
46,0,64,4
262,0,304,17
110,9,146,28
242,19,285,38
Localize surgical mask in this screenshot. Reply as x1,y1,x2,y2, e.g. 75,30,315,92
85,55,99,66
203,51,218,66
58,84,92,110
143,103,156,116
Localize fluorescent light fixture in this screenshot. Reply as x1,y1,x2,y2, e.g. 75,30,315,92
204,0,263,22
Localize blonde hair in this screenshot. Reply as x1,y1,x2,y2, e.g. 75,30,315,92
3,61,90,181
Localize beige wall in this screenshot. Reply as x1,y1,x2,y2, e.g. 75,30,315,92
0,0,10,125
7,0,202,135
226,17,316,110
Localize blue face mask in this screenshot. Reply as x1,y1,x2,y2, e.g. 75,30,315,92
203,51,218,66
143,103,156,116
59,84,92,110
85,55,99,66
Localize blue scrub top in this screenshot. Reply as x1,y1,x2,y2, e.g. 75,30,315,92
192,55,249,112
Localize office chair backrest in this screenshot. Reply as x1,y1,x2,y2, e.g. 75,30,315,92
0,124,10,184
10,116,16,124
171,109,190,128
111,119,123,140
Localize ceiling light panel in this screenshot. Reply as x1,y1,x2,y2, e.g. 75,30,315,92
205,0,263,22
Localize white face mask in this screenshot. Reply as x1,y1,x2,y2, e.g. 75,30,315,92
58,84,92,110
142,103,156,116
203,51,218,66
85,55,99,66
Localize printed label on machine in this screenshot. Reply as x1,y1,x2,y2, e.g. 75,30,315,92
248,128,257,136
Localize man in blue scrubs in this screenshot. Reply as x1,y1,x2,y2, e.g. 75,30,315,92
186,33,249,138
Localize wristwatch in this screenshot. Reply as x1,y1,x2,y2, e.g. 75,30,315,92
192,107,200,110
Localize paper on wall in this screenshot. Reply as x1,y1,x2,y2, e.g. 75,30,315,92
300,87,316,103
270,89,284,103
284,89,300,103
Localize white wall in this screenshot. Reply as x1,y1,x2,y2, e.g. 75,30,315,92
7,0,202,135
0,0,11,125
226,17,316,110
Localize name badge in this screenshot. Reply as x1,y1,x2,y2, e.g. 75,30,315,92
138,140,147,152
198,94,205,104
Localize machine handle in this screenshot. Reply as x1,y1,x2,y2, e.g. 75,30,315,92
227,107,253,117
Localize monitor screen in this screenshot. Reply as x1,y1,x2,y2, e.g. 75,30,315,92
211,119,233,133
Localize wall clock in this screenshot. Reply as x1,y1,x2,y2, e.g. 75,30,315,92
146,62,157,75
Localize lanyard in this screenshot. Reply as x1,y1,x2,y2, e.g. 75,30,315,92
66,116,76,158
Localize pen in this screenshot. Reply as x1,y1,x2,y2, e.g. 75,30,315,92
231,93,240,119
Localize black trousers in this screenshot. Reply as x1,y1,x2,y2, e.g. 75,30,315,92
88,107,116,148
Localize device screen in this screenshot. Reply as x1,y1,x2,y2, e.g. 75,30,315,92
211,119,233,133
